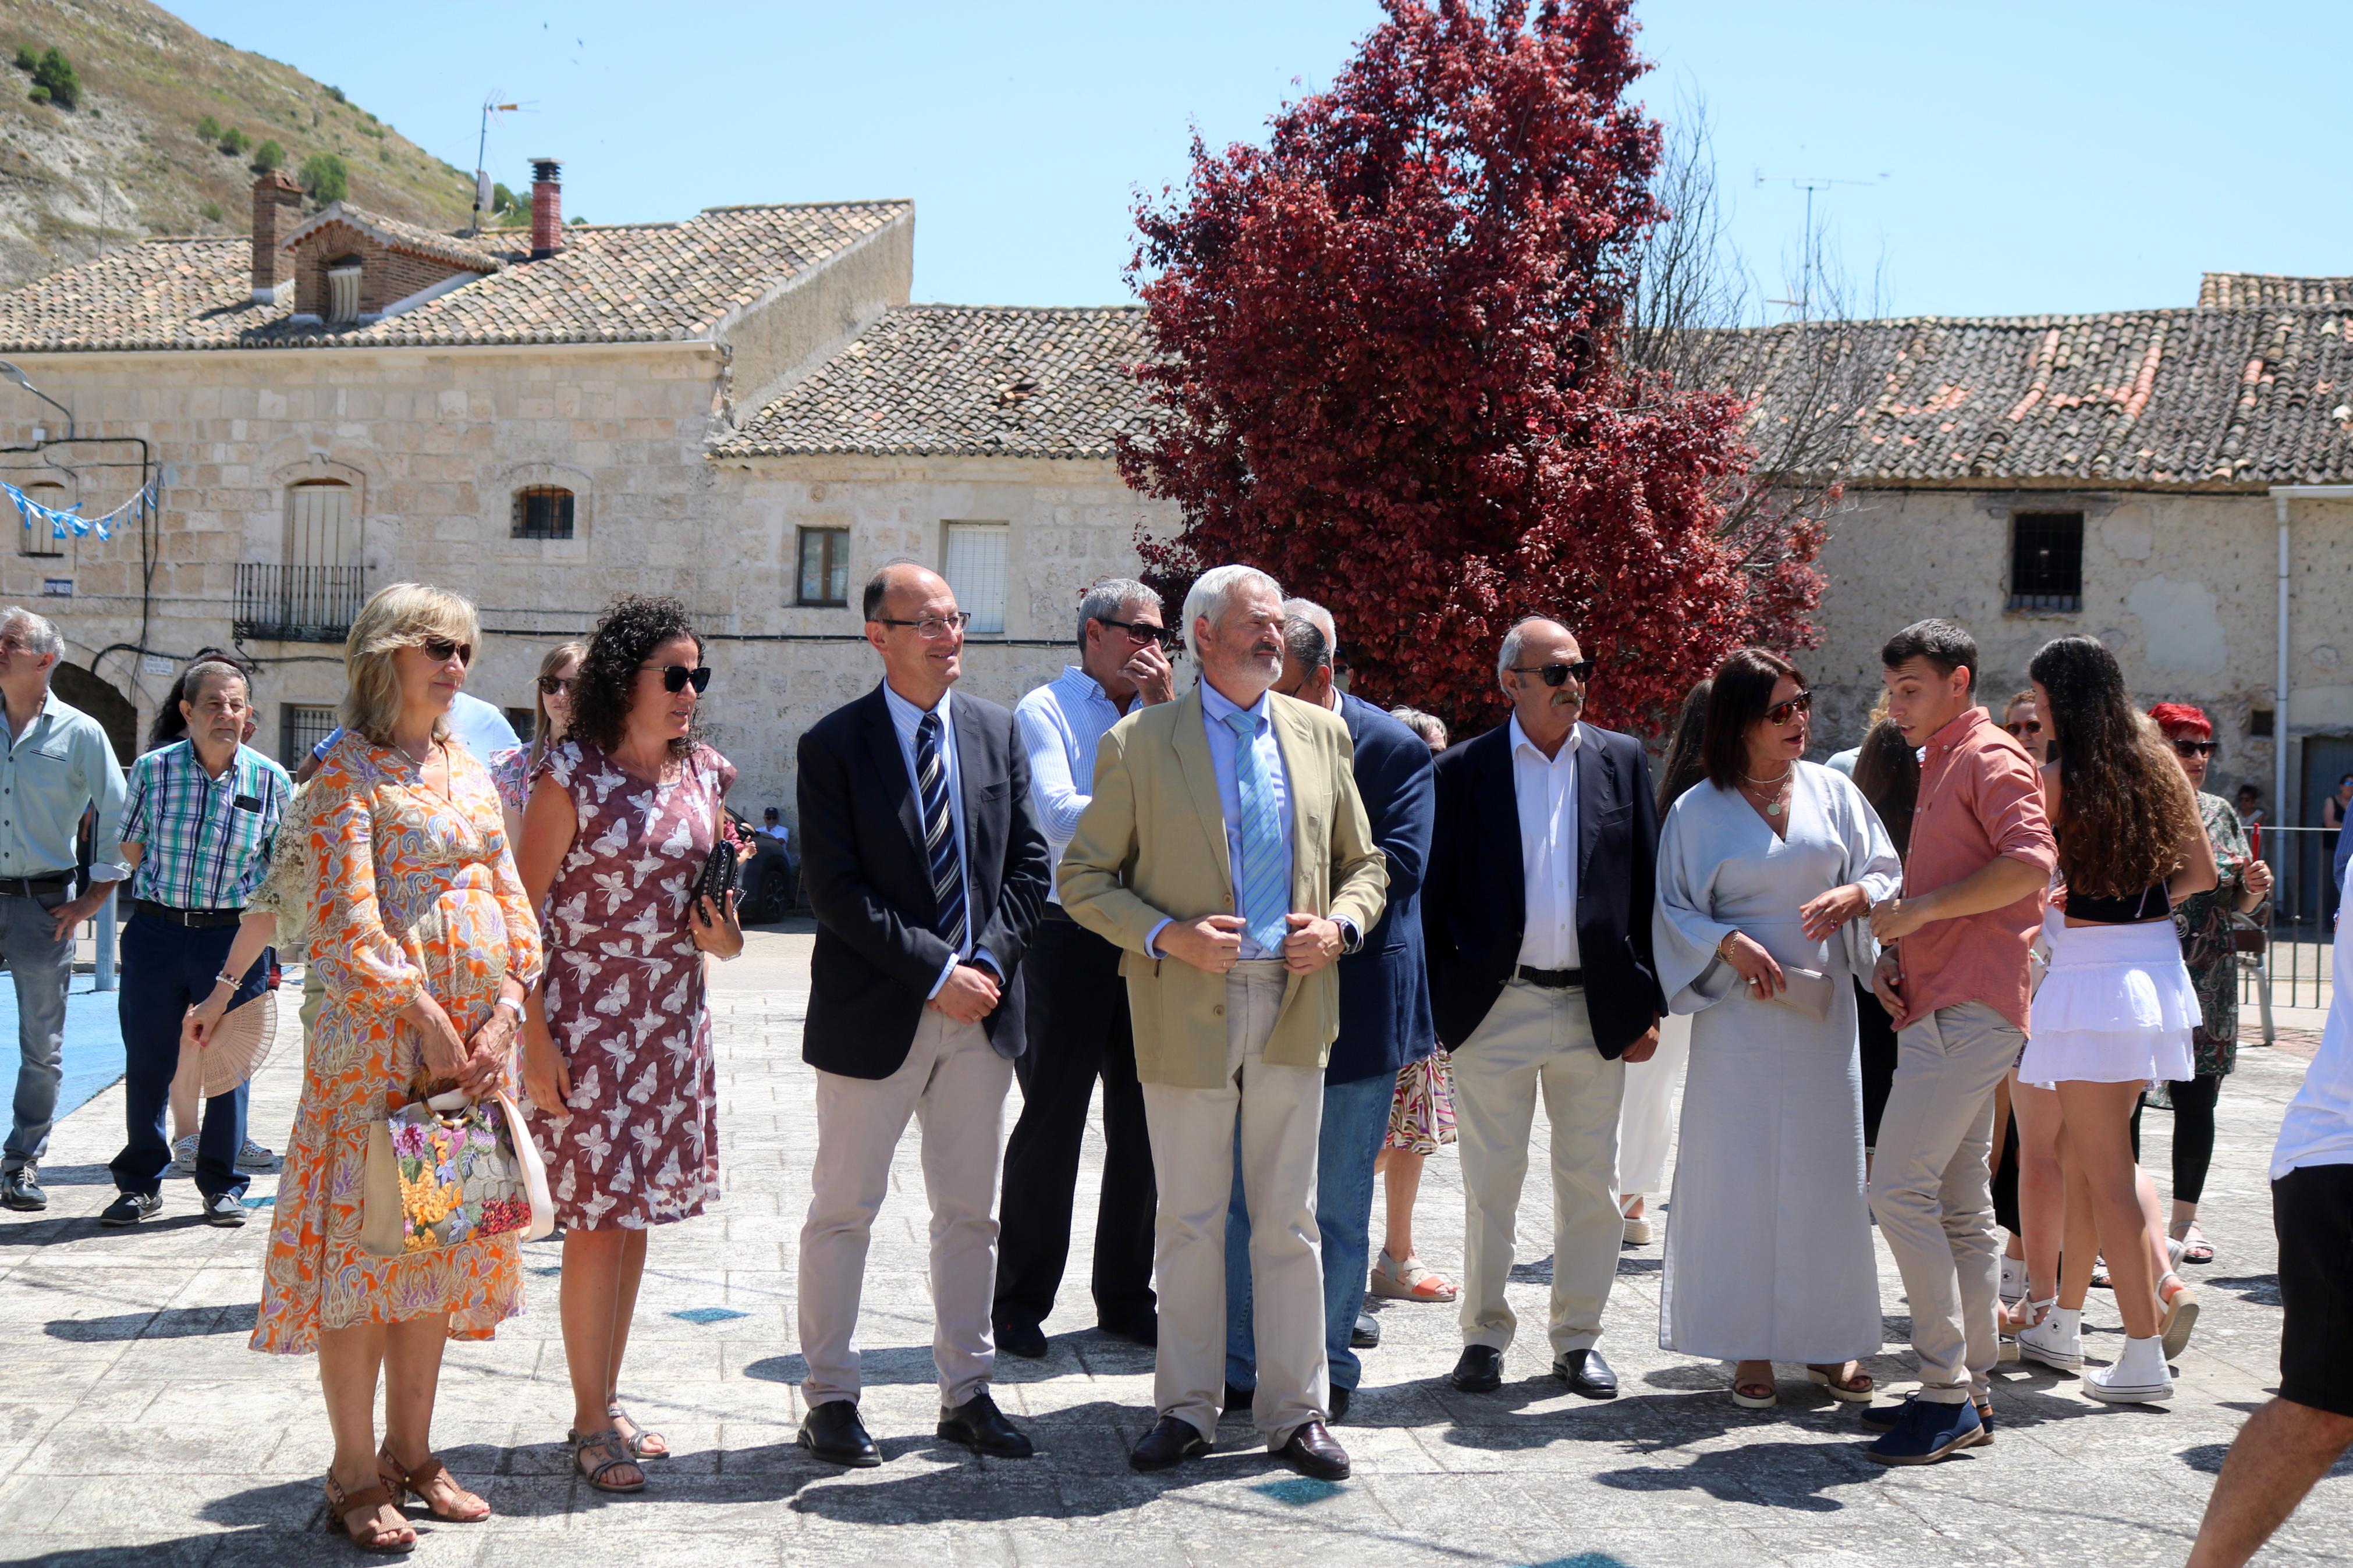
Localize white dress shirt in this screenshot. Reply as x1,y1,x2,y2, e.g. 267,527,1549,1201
1511,715,1583,971
1015,664,1130,906
879,682,992,996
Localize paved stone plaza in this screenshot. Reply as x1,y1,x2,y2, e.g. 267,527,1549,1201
0,926,2344,1566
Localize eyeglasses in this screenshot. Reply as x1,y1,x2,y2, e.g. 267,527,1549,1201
1095,616,1174,649
2171,738,2219,758
2004,719,2043,737
1765,690,1814,726
536,674,577,697
874,611,973,640
418,637,473,666
1509,659,1596,687
638,664,712,694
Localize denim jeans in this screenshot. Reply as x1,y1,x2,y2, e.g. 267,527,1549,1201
1224,1069,1394,1392
109,915,265,1201
2,888,76,1174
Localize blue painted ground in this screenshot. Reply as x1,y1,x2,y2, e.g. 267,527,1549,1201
0,974,122,1123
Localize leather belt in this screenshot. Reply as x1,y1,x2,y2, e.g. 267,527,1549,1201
0,872,74,898
1517,965,1584,990
134,900,245,929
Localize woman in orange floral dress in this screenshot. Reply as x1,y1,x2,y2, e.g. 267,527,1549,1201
251,583,542,1553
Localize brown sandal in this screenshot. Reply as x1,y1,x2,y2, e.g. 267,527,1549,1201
608,1401,670,1460
570,1427,647,1493
323,1472,416,1554
378,1441,491,1523
1807,1363,1875,1402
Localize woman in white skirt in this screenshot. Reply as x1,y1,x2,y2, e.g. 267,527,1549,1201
2008,635,2216,1403
1653,650,1901,1407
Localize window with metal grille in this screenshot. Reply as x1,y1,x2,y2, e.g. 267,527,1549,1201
796,527,849,606
512,486,574,540
15,482,66,557
2008,511,2084,611
281,703,338,767
326,259,362,323
942,522,1009,634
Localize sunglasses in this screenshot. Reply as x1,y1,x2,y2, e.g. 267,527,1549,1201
2171,739,2219,758
1096,616,1175,650
2004,719,2043,737
639,664,712,694
418,637,474,666
1765,690,1814,726
536,674,577,697
1510,659,1596,687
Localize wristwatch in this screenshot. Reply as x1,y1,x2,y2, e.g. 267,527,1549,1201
1337,916,1364,957
495,994,525,1022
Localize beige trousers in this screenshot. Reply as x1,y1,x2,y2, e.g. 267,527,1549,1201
1453,980,1627,1356
1867,1000,2020,1403
1140,961,1327,1447
798,1008,1014,1408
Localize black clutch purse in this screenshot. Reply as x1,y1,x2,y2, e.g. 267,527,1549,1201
693,838,740,923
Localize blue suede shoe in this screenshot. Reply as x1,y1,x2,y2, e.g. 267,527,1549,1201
1864,1395,1985,1466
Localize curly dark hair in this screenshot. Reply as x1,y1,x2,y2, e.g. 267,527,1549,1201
2028,635,2201,899
569,595,704,760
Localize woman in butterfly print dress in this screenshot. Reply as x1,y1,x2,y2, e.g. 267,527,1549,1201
518,596,742,1494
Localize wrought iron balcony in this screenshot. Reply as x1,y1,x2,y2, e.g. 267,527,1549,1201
233,562,365,643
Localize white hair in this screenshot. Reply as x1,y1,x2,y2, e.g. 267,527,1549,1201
1076,576,1161,648
1496,615,1573,685
1181,564,1282,646
0,607,62,660
1281,597,1337,669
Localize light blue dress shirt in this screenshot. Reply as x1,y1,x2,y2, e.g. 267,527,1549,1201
879,682,995,997
1144,680,1296,962
1015,665,1131,906
0,688,127,884
314,691,521,769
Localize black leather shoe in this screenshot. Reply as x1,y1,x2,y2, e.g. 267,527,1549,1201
1,1167,44,1211
1554,1347,1619,1399
1275,1420,1350,1481
995,1318,1049,1359
1130,1414,1212,1471
100,1190,161,1227
1223,1382,1254,1414
1451,1345,1503,1393
1351,1313,1380,1349
938,1388,1034,1458
798,1399,881,1467
1098,1310,1159,1348
1329,1385,1352,1424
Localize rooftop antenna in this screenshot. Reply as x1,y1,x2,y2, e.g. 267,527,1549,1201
469,94,528,236
1753,170,1887,319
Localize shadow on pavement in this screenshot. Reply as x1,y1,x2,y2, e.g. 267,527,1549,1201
45,1302,255,1341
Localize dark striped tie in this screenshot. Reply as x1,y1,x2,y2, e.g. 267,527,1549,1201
916,713,968,952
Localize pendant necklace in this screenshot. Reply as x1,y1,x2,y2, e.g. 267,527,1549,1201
1740,765,1794,817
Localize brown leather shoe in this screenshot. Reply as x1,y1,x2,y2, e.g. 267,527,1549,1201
1275,1420,1350,1481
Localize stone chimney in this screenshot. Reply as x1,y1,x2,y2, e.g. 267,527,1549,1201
250,169,303,305
530,158,563,259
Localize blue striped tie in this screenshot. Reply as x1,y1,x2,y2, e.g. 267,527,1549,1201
915,713,968,952
1222,709,1289,954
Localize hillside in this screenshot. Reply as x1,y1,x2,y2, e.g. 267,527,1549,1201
0,0,475,290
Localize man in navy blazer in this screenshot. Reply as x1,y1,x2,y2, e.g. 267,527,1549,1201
1223,600,1436,1420
1423,614,1663,1403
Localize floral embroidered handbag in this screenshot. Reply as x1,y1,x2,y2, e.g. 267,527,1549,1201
361,1087,554,1256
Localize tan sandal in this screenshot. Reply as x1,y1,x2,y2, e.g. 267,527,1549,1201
609,1401,670,1460
1806,1362,1874,1402
1731,1361,1778,1409
570,1427,647,1493
323,1472,416,1554
378,1441,491,1522
1369,1251,1460,1303
2158,1274,2201,1360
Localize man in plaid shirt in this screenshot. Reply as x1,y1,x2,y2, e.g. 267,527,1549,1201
101,659,292,1228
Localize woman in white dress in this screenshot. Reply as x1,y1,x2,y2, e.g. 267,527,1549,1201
1654,650,1901,1407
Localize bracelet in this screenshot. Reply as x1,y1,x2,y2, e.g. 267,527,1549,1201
214,972,240,988
495,995,525,1019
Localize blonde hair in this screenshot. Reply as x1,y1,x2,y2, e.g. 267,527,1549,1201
530,641,588,769
340,582,482,746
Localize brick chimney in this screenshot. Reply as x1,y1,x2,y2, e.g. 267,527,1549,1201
250,169,303,305
529,158,563,259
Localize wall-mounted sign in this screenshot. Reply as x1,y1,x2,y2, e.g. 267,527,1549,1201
40,578,70,598
141,654,173,678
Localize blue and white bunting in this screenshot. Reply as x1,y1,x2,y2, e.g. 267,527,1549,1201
1,477,155,543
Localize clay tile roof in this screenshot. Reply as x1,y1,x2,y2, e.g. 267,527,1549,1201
282,201,506,274
0,200,908,353
716,305,1152,459
2199,272,2353,309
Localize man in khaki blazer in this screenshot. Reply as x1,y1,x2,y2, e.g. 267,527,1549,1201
1060,563,1386,1482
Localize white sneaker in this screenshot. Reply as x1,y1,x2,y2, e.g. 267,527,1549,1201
2085,1335,2174,1403
2017,1305,2084,1372
1999,1256,2027,1306
165,1134,197,1176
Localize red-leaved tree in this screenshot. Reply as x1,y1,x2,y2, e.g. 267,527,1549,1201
1119,0,1822,735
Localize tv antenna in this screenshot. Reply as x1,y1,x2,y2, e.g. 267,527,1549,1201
468,94,534,235
1754,170,1887,319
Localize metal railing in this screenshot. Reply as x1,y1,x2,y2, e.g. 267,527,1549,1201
2239,823,2336,1036
233,561,365,643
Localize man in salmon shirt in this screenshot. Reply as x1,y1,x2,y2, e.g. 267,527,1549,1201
1859,619,2057,1465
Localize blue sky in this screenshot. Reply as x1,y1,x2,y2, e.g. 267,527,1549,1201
170,1,2352,319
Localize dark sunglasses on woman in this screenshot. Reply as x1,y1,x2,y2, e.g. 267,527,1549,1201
1765,690,1813,725
2171,738,2219,758
640,663,712,694
419,637,473,666
1510,657,1597,687
536,674,576,696
2004,719,2043,737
